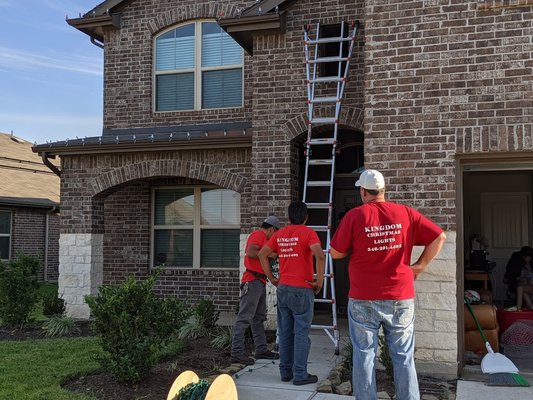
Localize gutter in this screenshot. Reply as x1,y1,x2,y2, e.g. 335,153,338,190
42,152,61,177
90,36,104,49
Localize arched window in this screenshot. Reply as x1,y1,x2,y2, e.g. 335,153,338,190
154,21,243,111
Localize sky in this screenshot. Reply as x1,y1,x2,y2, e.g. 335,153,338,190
0,0,103,145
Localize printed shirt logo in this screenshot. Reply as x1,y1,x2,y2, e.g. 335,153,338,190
277,237,300,258
365,223,403,252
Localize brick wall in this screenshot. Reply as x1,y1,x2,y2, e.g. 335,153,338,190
10,207,59,281
364,0,533,231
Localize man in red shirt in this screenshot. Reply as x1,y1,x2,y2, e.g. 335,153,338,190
330,169,446,400
230,215,281,365
259,201,325,386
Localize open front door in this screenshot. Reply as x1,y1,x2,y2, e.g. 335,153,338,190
481,192,531,303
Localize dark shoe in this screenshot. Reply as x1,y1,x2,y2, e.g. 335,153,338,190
281,374,293,382
293,374,318,386
230,355,255,366
255,350,279,360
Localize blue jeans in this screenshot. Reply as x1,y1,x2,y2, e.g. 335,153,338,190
276,284,314,381
348,298,419,400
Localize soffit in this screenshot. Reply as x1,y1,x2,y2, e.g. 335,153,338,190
0,133,60,207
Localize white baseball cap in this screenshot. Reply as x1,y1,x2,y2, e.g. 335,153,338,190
355,169,385,190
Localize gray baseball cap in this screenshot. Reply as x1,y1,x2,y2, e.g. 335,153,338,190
263,215,281,229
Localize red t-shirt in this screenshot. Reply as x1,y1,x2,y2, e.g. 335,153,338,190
266,224,321,288
330,201,443,300
242,230,268,284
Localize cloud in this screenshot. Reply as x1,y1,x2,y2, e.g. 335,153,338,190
0,0,12,8
0,45,102,76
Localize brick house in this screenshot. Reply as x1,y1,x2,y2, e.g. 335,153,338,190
32,0,533,377
1,132,60,281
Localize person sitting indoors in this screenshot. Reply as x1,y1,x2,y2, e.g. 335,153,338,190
505,246,533,311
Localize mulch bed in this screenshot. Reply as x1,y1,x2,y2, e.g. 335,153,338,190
0,320,93,340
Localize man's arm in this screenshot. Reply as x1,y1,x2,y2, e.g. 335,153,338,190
306,243,325,294
330,247,348,259
246,244,260,258
258,245,279,286
411,232,446,279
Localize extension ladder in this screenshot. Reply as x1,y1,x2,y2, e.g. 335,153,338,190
303,20,359,355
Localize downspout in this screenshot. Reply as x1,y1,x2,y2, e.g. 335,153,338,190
44,206,57,282
42,152,61,177
90,36,104,49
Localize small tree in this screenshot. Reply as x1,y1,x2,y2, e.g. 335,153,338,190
0,253,41,327
85,274,191,382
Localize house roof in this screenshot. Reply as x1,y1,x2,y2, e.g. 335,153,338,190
0,133,60,208
67,0,296,54
32,122,252,157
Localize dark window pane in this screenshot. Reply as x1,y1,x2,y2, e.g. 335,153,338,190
156,73,194,111
202,69,242,109
201,229,240,268
156,24,195,71
154,229,193,267
0,211,10,234
0,237,9,259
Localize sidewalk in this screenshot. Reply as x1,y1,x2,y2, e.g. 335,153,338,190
232,327,533,400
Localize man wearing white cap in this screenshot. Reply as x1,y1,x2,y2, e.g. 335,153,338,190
230,215,281,365
330,169,446,400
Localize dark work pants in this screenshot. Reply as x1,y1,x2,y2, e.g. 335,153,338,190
231,279,268,357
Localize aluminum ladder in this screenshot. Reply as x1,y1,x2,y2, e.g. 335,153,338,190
303,20,359,355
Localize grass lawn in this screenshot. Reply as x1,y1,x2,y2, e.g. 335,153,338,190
0,337,102,400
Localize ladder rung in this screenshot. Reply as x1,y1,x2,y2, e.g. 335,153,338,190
307,225,329,232
314,299,334,304
308,138,336,145
306,180,331,187
306,37,353,44
308,159,333,165
311,324,336,330
308,77,344,83
306,202,331,209
308,56,349,64
310,117,337,124
311,96,339,103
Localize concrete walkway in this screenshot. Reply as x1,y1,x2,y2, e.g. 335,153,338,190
232,327,533,400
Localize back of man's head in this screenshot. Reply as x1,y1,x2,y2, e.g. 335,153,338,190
288,201,308,225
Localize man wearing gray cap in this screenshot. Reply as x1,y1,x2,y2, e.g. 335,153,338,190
230,215,281,365
330,169,446,400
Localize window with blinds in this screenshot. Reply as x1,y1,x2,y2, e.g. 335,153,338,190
0,211,11,260
153,187,240,268
155,21,243,111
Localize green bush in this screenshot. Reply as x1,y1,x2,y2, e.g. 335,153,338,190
210,326,233,350
41,290,66,318
195,298,219,330
0,253,41,327
41,315,80,337
85,275,191,382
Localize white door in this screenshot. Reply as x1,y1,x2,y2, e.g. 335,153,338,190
481,192,531,303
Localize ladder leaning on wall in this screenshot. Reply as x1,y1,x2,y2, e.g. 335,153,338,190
303,20,359,355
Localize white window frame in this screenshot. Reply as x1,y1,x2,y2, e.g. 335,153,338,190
0,210,12,261
153,19,244,112
151,186,241,269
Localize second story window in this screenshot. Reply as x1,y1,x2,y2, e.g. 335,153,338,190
0,211,11,260
155,21,243,112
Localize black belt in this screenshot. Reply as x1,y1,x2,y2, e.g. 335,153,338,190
246,269,267,280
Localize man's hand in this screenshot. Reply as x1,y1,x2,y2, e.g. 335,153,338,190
306,279,323,294
410,262,425,280
269,276,279,286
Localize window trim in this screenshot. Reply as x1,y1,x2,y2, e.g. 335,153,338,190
151,186,241,269
0,210,12,261
153,19,244,112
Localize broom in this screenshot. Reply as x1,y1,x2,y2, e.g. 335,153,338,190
464,300,530,387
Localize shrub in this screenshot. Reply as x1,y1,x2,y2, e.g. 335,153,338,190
0,253,41,327
210,326,233,350
41,291,66,318
85,275,190,382
41,315,80,337
194,298,219,330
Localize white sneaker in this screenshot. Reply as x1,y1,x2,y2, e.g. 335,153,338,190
505,306,518,311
